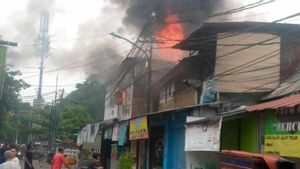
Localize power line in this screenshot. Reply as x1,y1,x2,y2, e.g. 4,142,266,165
20,48,130,80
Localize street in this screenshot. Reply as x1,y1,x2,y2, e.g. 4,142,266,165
19,160,80,169
20,160,50,169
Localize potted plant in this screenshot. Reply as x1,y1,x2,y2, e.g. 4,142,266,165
118,152,135,169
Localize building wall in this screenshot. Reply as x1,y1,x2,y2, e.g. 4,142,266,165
159,87,197,111
131,97,147,118
104,99,118,120
214,33,280,93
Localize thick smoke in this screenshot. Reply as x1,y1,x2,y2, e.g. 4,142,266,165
49,3,126,75
109,0,222,34
1,0,244,77
2,0,57,68
2,0,124,76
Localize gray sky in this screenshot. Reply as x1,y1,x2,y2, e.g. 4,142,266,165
1,0,300,104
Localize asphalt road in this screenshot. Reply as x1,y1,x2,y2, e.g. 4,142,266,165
20,159,80,169
20,159,51,169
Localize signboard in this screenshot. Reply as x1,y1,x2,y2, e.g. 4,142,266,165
185,117,222,151
129,116,149,140
264,111,300,157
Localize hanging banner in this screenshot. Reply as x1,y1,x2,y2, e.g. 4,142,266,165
185,117,222,151
118,122,128,146
112,124,119,141
129,116,149,140
264,111,300,157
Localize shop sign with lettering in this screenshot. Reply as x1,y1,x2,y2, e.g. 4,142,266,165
264,109,300,157
129,116,149,140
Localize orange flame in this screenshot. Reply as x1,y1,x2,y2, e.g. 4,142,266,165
156,14,185,63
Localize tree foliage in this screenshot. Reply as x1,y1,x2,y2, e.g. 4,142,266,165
57,104,91,140
0,70,30,141
63,74,105,122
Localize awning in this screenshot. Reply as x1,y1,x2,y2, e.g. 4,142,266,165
246,93,300,112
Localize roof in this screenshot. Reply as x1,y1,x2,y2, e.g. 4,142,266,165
174,22,300,50
246,93,300,112
263,72,300,100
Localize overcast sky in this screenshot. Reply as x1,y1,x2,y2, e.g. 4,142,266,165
1,0,300,104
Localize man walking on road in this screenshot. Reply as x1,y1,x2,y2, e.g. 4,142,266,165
51,148,71,169
24,144,33,169
11,147,20,169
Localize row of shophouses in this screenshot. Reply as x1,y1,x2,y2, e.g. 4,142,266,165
77,21,300,169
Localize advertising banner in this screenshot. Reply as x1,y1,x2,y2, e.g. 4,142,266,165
185,117,222,151
264,110,300,157
129,116,149,140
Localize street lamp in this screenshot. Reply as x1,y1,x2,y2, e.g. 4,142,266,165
109,32,150,59
109,32,153,114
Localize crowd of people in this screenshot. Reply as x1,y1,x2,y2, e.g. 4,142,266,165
0,142,102,169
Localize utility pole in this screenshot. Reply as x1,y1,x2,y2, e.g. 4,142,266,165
33,10,50,110
48,75,58,151
28,110,33,143
15,110,19,145
146,12,156,114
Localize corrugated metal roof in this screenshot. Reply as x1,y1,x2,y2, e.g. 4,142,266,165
246,93,300,112
263,72,300,100
174,22,300,50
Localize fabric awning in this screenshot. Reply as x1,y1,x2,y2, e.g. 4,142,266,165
246,93,300,112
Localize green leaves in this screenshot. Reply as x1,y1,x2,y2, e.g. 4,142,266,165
118,152,136,169
63,74,105,122
57,104,91,140
0,70,30,141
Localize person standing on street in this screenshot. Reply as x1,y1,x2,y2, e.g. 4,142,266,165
0,150,19,169
87,153,101,169
24,144,33,169
51,148,71,169
11,147,20,169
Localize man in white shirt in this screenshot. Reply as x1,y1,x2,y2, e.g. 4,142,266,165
11,148,20,169
0,150,19,169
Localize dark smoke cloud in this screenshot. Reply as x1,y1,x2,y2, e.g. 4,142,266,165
49,3,125,75
2,0,123,77
109,0,221,34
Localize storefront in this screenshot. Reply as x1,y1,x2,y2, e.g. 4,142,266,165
246,93,300,167
129,116,150,169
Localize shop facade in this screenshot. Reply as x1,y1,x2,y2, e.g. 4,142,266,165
246,93,300,167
